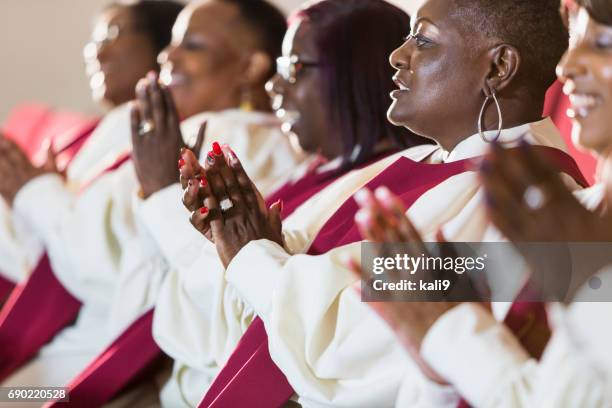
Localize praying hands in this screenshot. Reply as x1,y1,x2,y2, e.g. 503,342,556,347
179,139,284,268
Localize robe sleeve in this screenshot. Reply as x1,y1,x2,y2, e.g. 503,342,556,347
134,183,204,272
0,198,42,282
226,240,450,407
420,303,537,407
13,173,75,245
529,305,612,407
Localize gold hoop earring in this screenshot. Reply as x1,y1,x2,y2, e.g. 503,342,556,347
478,91,503,143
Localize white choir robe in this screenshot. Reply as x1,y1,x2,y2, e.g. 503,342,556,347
2,109,300,397
152,118,573,407
395,186,603,408
0,103,133,285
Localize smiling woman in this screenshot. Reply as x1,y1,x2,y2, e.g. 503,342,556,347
157,0,287,120
84,1,183,108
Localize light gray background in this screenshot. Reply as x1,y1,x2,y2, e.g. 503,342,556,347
0,0,419,122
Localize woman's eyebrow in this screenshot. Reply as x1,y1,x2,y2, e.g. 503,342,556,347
414,16,437,28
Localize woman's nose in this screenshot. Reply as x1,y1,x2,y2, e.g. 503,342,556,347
389,40,412,71
556,46,588,84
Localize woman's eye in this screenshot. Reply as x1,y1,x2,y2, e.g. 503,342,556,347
595,36,612,50
181,38,208,51
413,34,432,48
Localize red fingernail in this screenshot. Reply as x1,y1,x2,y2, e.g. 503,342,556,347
212,142,222,156
200,207,209,215
277,199,284,212
200,177,208,187
206,152,215,165
178,158,185,169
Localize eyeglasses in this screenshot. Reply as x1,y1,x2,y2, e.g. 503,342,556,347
84,23,145,59
276,55,321,84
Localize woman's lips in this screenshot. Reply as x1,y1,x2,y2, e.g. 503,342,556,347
160,69,188,88
391,73,410,99
567,93,603,119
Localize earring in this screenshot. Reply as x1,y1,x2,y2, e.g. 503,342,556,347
478,90,503,143
240,88,254,112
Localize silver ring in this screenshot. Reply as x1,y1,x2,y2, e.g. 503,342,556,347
219,197,234,213
138,119,155,136
523,185,547,211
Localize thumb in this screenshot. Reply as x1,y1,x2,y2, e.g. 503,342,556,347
192,121,207,159
268,199,284,244
42,139,60,174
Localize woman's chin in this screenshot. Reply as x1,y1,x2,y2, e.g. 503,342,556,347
386,104,411,128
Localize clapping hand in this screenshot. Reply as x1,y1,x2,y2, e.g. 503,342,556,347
180,138,283,268
346,186,474,384
0,134,49,206
131,71,204,199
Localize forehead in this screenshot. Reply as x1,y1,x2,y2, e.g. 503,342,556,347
414,0,463,35
572,6,612,35
176,0,254,46
187,0,242,28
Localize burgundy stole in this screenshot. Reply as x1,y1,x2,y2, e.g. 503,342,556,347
0,152,130,384
199,146,587,408
0,277,13,304
47,153,399,406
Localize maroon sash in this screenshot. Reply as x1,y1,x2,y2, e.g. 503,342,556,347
0,254,81,383
199,146,587,408
45,310,160,408
48,154,396,406
0,153,130,383
0,276,13,304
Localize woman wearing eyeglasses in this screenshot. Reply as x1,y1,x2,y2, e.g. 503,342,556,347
0,1,182,291
152,1,423,406
0,0,183,390
175,0,586,406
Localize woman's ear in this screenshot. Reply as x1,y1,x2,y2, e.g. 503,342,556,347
242,51,273,87
482,44,521,97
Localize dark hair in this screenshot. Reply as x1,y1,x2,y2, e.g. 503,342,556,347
452,0,568,96
110,0,184,55
576,0,612,25
295,0,427,170
221,0,288,79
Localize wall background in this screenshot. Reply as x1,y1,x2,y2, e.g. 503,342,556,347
0,0,419,122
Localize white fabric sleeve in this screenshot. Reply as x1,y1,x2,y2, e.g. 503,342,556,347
0,199,42,282
13,173,74,245
395,373,460,408
134,183,204,270
420,303,537,408
529,309,612,407
226,241,451,408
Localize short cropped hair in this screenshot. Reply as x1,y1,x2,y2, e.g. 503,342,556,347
222,0,287,79
112,0,184,55
452,0,568,94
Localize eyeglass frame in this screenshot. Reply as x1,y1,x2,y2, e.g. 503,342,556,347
276,55,322,84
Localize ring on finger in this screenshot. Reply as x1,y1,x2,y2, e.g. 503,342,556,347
219,197,234,213
523,185,547,211
138,119,155,136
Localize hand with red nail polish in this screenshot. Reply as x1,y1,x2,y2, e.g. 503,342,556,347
0,133,50,206
195,144,283,268
348,186,482,385
179,148,216,241
130,73,206,199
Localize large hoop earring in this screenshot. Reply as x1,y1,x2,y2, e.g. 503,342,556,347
478,91,503,143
